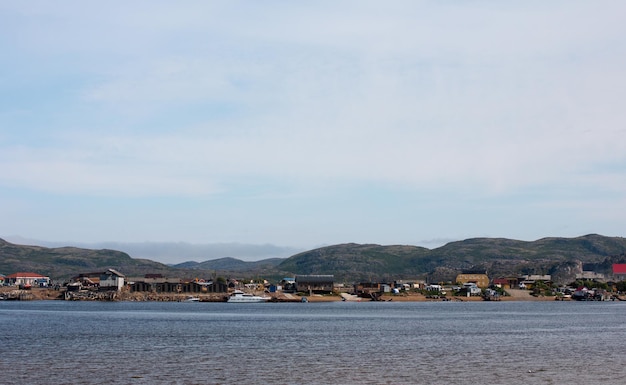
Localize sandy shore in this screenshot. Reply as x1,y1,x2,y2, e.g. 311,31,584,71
294,289,556,302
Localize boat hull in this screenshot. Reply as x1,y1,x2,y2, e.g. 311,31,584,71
227,291,270,303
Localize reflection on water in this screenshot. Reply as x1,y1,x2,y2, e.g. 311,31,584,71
1,301,625,384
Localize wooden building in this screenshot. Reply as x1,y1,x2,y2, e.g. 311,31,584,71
455,272,490,288
295,275,334,294
519,275,552,290
71,269,125,291
492,277,517,290
129,277,227,294
354,282,383,296
99,269,125,291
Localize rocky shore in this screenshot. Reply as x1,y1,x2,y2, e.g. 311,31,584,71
4,287,622,302
1,287,306,302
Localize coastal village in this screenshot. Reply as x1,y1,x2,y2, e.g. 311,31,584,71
2,263,626,302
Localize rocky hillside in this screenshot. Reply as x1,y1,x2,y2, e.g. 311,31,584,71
278,234,626,283
278,243,430,282
3,234,626,285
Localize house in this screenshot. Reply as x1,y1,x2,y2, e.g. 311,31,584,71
519,275,552,289
70,272,102,288
393,280,413,291
99,269,125,291
425,284,444,292
71,269,125,291
613,264,626,281
493,278,517,289
455,272,490,288
463,282,482,295
354,282,383,296
576,271,605,281
4,272,50,287
295,275,334,294
0,274,4,285
280,278,296,293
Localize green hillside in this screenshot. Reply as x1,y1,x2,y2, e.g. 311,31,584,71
0,238,178,281
278,243,431,282
278,234,626,282
429,234,626,264
3,234,626,285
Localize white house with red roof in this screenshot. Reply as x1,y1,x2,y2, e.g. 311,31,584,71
613,264,626,281
4,272,50,287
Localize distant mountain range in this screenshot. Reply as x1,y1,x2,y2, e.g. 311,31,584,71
2,236,302,264
2,234,626,284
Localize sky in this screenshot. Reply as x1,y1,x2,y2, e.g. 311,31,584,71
1,1,626,262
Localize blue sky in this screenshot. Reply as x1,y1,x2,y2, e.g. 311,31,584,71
1,1,625,260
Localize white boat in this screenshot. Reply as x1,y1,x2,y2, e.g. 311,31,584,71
339,293,362,302
227,290,270,303
185,296,200,302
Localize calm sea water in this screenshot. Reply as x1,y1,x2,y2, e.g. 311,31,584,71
1,300,625,384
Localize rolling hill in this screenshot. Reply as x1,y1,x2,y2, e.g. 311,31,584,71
171,257,287,280
2,234,626,285
0,238,181,281
277,234,626,283
173,257,283,271
277,243,430,282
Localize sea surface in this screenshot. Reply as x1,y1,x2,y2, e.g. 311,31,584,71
1,300,625,384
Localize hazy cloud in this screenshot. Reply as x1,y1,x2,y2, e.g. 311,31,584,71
1,1,625,255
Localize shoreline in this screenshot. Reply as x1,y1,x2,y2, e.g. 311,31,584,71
0,287,569,302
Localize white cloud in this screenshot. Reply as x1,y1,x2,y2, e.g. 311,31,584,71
1,1,625,247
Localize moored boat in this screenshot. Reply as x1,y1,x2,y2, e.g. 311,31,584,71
227,290,270,303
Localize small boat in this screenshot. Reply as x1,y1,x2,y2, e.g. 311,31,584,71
185,296,200,302
227,290,270,303
339,293,362,302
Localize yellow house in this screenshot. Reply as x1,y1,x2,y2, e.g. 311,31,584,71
455,273,489,288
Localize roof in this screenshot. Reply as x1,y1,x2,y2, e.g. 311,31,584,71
103,268,125,277
613,264,626,274
76,272,104,278
295,274,334,283
5,272,48,279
